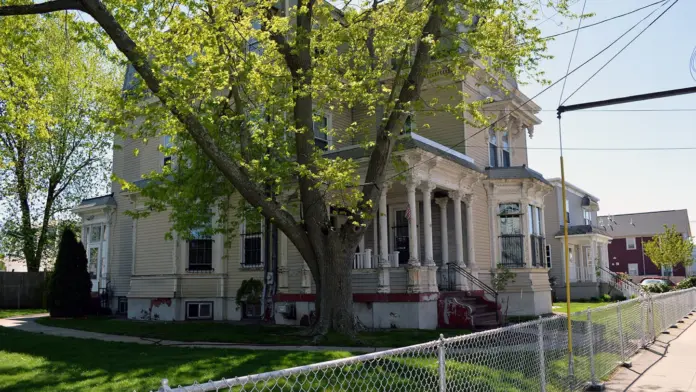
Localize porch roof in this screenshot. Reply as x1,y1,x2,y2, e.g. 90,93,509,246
323,133,484,174
554,225,612,241
75,193,116,209
485,165,550,185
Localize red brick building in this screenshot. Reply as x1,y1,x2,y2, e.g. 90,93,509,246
599,210,691,278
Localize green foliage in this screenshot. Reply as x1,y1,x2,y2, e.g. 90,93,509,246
676,276,696,290
490,264,516,292
235,278,264,309
46,228,92,317
643,225,694,272
643,284,671,294
0,14,120,271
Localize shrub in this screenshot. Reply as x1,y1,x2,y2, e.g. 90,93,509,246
46,228,92,317
611,294,627,301
676,276,696,290
600,294,612,302
643,283,671,294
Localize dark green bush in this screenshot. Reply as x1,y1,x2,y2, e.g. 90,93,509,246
643,283,671,294
677,276,696,290
600,294,612,302
47,228,92,317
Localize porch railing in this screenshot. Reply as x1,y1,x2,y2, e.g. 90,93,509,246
499,234,524,268
353,250,400,269
598,265,647,299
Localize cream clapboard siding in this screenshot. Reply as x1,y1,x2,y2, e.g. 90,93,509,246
180,276,220,298
330,107,354,150
544,186,565,283
108,135,135,297
133,211,172,276
416,82,467,156
471,182,492,271
510,128,528,166
129,277,176,298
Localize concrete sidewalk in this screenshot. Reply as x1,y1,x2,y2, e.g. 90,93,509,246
0,315,387,353
605,312,696,392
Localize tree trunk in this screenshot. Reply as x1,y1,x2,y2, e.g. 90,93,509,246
314,238,355,335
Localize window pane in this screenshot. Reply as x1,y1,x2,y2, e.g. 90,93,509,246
88,247,99,279
500,216,520,235
244,235,262,265
199,303,211,318
528,205,534,234
188,239,213,270
313,115,328,149
90,226,101,242
502,150,510,167
499,203,520,215
489,143,498,167
187,303,199,318
502,131,509,149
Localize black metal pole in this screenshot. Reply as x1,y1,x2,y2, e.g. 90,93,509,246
558,86,696,116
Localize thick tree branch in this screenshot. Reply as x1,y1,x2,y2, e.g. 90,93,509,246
0,0,83,16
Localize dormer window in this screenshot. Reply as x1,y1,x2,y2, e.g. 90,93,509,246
488,129,511,168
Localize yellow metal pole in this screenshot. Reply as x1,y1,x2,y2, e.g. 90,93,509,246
558,117,574,380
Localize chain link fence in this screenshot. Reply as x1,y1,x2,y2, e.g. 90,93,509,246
155,288,696,392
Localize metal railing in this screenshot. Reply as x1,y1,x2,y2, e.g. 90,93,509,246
155,288,696,392
598,265,647,299
499,234,524,267
447,263,499,324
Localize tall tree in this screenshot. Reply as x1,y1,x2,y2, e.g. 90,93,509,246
643,225,694,276
0,12,120,271
47,227,92,317
0,0,569,335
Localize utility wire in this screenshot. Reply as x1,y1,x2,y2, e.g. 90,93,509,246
561,0,679,105
541,0,667,40
460,145,696,151
558,0,588,105
380,4,685,186
479,108,696,112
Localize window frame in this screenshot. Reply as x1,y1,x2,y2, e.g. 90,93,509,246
117,297,128,315
626,237,637,251
627,263,639,276
545,244,552,268
501,131,511,167
583,209,592,225
564,199,571,225
488,129,498,168
187,228,214,272
186,301,213,320
162,135,173,167
241,213,265,268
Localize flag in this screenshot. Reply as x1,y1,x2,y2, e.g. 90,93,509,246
405,204,412,221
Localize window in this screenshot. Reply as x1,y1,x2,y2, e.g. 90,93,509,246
241,212,264,267
162,135,173,166
117,297,128,315
564,199,570,225
186,301,213,320
528,205,534,235
628,263,639,276
488,129,498,168
535,207,542,235
499,203,521,235
583,209,592,225
501,131,510,167
499,203,523,268
626,237,637,250
402,115,415,134
662,265,673,277
243,302,262,319
188,228,213,272
247,20,263,55
313,114,329,150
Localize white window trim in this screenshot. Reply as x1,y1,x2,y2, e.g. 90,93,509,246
186,301,213,320
583,209,592,225
240,216,265,269
628,263,639,276
626,237,637,250
487,129,512,168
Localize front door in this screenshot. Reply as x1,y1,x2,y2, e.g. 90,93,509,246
392,209,410,264
85,224,103,292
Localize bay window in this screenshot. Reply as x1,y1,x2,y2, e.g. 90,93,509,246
499,203,524,267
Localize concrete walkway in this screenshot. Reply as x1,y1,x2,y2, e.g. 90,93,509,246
605,312,696,392
0,315,388,353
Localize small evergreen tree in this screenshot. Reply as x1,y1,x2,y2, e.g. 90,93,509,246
47,228,92,317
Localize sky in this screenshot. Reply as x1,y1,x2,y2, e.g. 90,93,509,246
520,0,696,232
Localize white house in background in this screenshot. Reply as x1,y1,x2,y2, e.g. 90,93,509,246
543,179,614,301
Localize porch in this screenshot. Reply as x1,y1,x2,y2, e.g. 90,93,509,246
555,225,613,301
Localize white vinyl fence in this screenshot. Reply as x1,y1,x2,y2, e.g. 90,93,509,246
156,288,696,392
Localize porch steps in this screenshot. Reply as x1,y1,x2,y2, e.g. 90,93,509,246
437,291,502,331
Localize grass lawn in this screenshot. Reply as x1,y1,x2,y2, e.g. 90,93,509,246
552,302,614,314
0,327,351,391
0,309,47,319
0,325,576,392
37,317,470,348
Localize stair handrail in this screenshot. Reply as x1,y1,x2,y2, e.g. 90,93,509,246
447,263,500,324
597,265,650,298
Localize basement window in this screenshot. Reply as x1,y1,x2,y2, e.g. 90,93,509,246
186,302,213,320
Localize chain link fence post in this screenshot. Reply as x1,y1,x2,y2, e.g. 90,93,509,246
617,302,631,368
157,378,173,392
537,317,546,392
585,309,605,391
438,334,446,392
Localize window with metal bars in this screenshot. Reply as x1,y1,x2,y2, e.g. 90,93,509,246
241,213,264,267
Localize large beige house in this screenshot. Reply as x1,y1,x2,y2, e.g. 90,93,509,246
73,62,554,328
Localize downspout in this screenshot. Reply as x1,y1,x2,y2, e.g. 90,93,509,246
640,237,646,277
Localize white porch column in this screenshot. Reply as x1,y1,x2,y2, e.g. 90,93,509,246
406,177,420,266
521,199,532,267
379,188,389,265
436,198,449,265
278,232,289,291
449,191,465,266
377,187,390,293
421,182,436,266
464,194,475,268
373,216,378,258
590,239,597,283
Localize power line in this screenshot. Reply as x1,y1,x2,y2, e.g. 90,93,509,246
561,0,679,105
541,0,667,40
479,108,696,112
463,145,696,151
558,0,588,105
